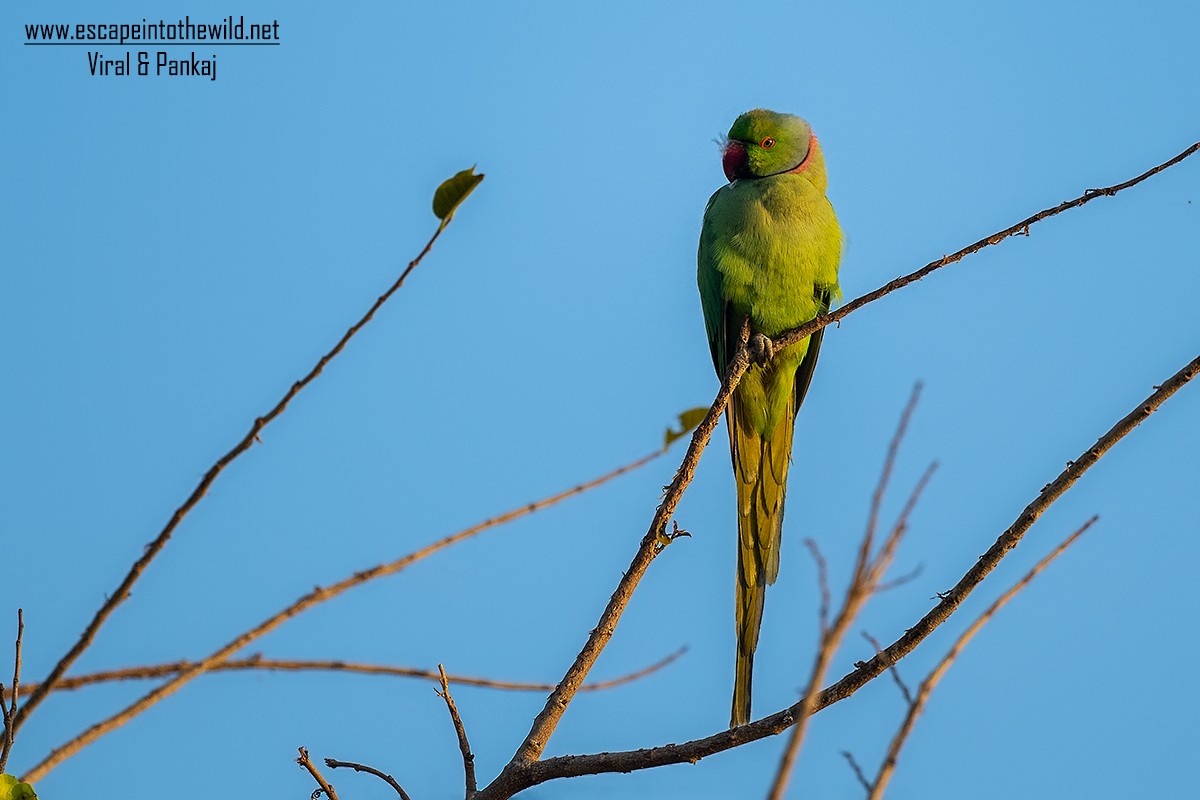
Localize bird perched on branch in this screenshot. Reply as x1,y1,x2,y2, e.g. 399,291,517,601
697,109,842,727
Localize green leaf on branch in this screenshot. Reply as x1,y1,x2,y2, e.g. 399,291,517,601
432,166,485,220
664,407,709,447
0,774,38,800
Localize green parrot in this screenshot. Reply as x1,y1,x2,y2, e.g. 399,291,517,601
697,109,842,727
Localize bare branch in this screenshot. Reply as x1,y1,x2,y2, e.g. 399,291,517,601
861,632,912,707
9,647,687,699
21,446,668,782
438,665,477,798
873,564,924,594
769,140,1200,355
15,219,456,734
859,384,923,578
472,144,1200,800
768,455,936,800
500,318,753,776
326,758,413,800
479,352,1198,797
297,746,339,800
867,516,1099,800
842,750,872,793
0,610,24,775
803,540,831,635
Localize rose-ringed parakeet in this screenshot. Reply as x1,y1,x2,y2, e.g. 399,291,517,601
697,109,842,727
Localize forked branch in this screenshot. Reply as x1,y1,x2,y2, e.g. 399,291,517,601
768,386,933,800
476,352,1198,798
0,610,24,775
16,219,455,734
865,516,1099,799
21,445,672,782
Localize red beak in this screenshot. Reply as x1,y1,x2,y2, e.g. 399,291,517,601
722,141,748,182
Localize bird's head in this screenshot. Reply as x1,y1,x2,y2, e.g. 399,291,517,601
721,109,815,182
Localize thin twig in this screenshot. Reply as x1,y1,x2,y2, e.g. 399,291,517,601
767,461,936,800
0,683,8,776
873,564,924,594
769,140,1200,355
9,646,687,699
438,665,477,797
481,353,1198,797
15,219,454,734
21,446,669,782
861,632,912,706
0,610,23,774
326,758,413,800
859,384,923,574
842,750,873,793
803,540,831,635
297,746,339,800
867,516,1099,800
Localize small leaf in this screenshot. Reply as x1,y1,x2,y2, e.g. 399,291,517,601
432,166,484,220
664,407,709,447
0,774,38,800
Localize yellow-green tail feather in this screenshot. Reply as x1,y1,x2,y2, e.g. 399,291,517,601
729,390,796,727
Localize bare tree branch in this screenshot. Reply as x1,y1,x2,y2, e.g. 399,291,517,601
15,219,456,734
768,459,936,800
861,632,912,706
8,646,687,699
20,445,669,782
803,540,831,636
297,746,339,800
16,136,1194,793
469,143,1200,800
437,665,477,798
0,610,24,775
769,140,1200,355
860,385,922,570
499,317,753,780
326,758,413,800
873,564,924,594
474,352,1198,798
842,750,873,793
867,516,1099,800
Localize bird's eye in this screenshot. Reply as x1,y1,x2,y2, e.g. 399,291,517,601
760,137,775,149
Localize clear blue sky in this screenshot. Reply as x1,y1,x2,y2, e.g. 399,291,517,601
5,1,1199,797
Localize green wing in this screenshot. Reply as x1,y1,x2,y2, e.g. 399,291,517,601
697,196,731,375
792,286,832,410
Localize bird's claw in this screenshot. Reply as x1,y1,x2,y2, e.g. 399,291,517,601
748,333,775,365
654,521,692,552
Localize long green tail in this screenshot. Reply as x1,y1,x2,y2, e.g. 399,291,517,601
728,389,796,727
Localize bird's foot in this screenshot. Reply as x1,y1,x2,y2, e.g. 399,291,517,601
748,332,775,365
654,520,692,552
